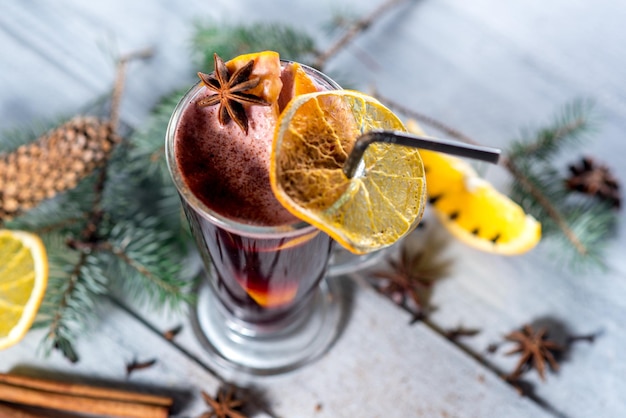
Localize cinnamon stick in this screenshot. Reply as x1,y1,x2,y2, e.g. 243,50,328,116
0,373,172,418
0,373,172,407
0,403,47,418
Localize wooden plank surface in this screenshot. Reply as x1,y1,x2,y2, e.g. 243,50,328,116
0,299,224,417
1,0,625,417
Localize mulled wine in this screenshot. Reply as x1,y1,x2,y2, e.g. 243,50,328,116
182,204,332,324
166,53,343,373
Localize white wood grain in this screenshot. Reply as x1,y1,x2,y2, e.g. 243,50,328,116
2,0,626,417
328,1,626,416
126,278,553,418
0,299,224,416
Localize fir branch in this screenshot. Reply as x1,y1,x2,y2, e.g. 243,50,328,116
128,89,187,180
313,0,409,69
507,99,595,161
505,101,601,258
504,157,588,255
507,161,568,229
104,217,194,309
35,235,108,362
556,202,617,268
191,21,317,70
376,93,477,144
123,90,190,238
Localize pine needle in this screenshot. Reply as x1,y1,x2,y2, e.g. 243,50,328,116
505,99,615,269
507,99,596,161
105,216,194,310
34,234,107,362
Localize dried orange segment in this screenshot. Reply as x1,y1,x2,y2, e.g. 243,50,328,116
225,51,283,104
0,230,48,350
271,91,426,254
292,63,318,96
277,62,320,111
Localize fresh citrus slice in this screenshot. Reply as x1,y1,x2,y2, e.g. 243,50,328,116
406,120,541,255
0,230,48,349
271,91,427,254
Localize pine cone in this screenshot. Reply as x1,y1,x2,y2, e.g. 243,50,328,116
0,116,121,220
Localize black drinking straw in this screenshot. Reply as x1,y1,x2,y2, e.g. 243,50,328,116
343,130,501,178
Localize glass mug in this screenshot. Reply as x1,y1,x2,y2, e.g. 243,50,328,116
166,62,348,376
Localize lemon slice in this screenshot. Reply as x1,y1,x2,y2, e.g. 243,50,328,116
0,230,48,349
406,120,541,254
271,91,427,254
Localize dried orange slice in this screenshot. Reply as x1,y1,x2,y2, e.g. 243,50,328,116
0,230,48,349
271,91,427,254
406,120,541,254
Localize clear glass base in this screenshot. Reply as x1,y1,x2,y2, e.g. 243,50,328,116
328,242,397,277
190,273,345,378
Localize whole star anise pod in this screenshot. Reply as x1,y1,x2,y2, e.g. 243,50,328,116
370,234,450,322
504,324,563,381
566,156,621,209
199,385,247,418
197,53,269,134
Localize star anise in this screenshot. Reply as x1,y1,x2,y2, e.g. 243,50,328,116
197,53,269,134
566,156,621,209
199,385,247,418
504,324,563,381
370,234,450,322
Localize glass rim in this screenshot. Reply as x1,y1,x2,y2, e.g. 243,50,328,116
165,61,341,238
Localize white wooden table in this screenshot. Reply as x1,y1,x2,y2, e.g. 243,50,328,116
2,0,625,417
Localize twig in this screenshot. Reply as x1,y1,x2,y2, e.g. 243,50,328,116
503,157,587,255
444,325,481,341
511,117,587,158
67,238,182,295
46,250,88,362
109,48,154,131
32,216,87,235
376,93,477,144
377,93,590,256
48,154,115,359
314,0,408,69
126,358,158,377
163,325,183,341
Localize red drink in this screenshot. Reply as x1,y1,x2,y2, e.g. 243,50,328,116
169,58,338,326
166,53,345,374
182,206,332,324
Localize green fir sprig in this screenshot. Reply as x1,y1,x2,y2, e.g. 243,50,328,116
7,139,194,361
3,58,194,361
505,100,618,269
